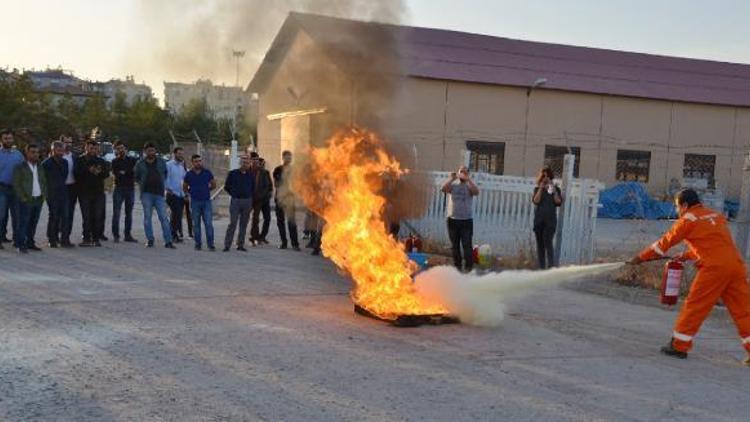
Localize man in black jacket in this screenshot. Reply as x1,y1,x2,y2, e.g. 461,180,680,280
41,141,71,248
273,150,299,251
111,140,138,243
250,156,273,246
223,155,254,252
74,140,110,247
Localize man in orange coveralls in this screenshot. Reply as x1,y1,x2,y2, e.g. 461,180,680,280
630,189,750,365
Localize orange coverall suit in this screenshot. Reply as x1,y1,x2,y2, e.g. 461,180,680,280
638,204,750,353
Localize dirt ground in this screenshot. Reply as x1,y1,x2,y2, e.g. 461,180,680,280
1,202,748,421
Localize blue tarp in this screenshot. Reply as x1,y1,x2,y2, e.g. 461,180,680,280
598,182,677,220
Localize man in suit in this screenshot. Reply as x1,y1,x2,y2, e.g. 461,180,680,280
13,144,46,253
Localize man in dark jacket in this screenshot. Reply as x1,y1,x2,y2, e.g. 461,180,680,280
74,140,110,247
250,156,273,246
223,155,254,252
111,140,138,243
273,150,299,251
13,144,46,253
41,141,71,248
134,143,174,249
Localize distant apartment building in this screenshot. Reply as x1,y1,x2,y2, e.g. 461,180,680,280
92,75,153,106
23,69,153,107
164,79,252,121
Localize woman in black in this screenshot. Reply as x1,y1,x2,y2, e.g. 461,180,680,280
532,167,562,269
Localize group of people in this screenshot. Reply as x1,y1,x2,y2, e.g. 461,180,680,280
441,165,562,272
0,128,318,255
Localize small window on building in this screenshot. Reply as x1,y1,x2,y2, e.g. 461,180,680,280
683,153,716,189
466,141,505,175
616,149,651,183
544,145,580,178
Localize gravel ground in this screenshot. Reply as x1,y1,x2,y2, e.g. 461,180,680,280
1,200,749,421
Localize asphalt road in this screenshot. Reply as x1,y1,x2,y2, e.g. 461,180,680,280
1,202,748,421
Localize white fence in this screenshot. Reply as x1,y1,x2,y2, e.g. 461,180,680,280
406,172,603,265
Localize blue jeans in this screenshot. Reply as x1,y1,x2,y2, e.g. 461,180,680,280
112,188,135,238
191,199,214,248
0,185,19,243
17,200,42,249
141,192,172,244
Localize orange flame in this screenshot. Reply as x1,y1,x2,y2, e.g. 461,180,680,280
296,127,447,319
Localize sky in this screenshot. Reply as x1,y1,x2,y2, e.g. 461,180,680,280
1,0,749,103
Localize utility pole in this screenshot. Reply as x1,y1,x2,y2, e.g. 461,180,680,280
232,50,245,88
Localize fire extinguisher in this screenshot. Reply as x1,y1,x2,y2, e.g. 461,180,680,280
404,234,422,253
661,259,684,306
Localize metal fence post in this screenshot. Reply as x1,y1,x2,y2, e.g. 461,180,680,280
736,153,750,259
555,154,575,265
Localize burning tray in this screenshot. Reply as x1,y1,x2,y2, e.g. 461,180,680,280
354,304,460,327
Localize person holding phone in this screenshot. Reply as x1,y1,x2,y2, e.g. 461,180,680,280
532,166,562,269
441,166,479,272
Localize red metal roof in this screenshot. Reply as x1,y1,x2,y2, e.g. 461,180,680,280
251,13,750,108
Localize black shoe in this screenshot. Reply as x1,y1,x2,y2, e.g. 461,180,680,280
279,244,288,250
195,245,202,251
237,246,247,252
311,249,320,256
660,342,688,359
208,246,216,252
292,246,301,251
124,236,138,243
174,237,184,244
146,240,154,248
93,241,102,247
60,241,75,248
223,246,230,252
98,235,109,242
17,247,28,254
27,245,42,252
165,243,176,249
259,238,269,245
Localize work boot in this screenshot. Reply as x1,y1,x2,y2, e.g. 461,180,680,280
660,341,688,359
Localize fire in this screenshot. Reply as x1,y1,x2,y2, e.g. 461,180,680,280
296,127,447,319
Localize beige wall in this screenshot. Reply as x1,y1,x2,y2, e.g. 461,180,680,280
256,35,749,198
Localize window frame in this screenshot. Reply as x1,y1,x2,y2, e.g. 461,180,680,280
615,149,651,183
543,145,581,178
466,140,505,175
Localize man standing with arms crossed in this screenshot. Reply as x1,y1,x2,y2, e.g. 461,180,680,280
110,140,138,243
0,128,24,249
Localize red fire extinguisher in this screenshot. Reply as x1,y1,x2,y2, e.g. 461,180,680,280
404,234,423,253
661,260,683,306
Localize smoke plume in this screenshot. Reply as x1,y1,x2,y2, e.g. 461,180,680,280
123,0,408,90
414,263,624,327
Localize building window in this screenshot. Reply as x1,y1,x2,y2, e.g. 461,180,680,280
683,153,716,189
544,145,580,178
466,141,505,175
616,149,651,183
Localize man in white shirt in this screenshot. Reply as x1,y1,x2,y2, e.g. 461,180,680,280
61,135,77,246
165,147,188,242
12,144,46,253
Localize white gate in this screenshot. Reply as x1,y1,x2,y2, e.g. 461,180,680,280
406,172,603,265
